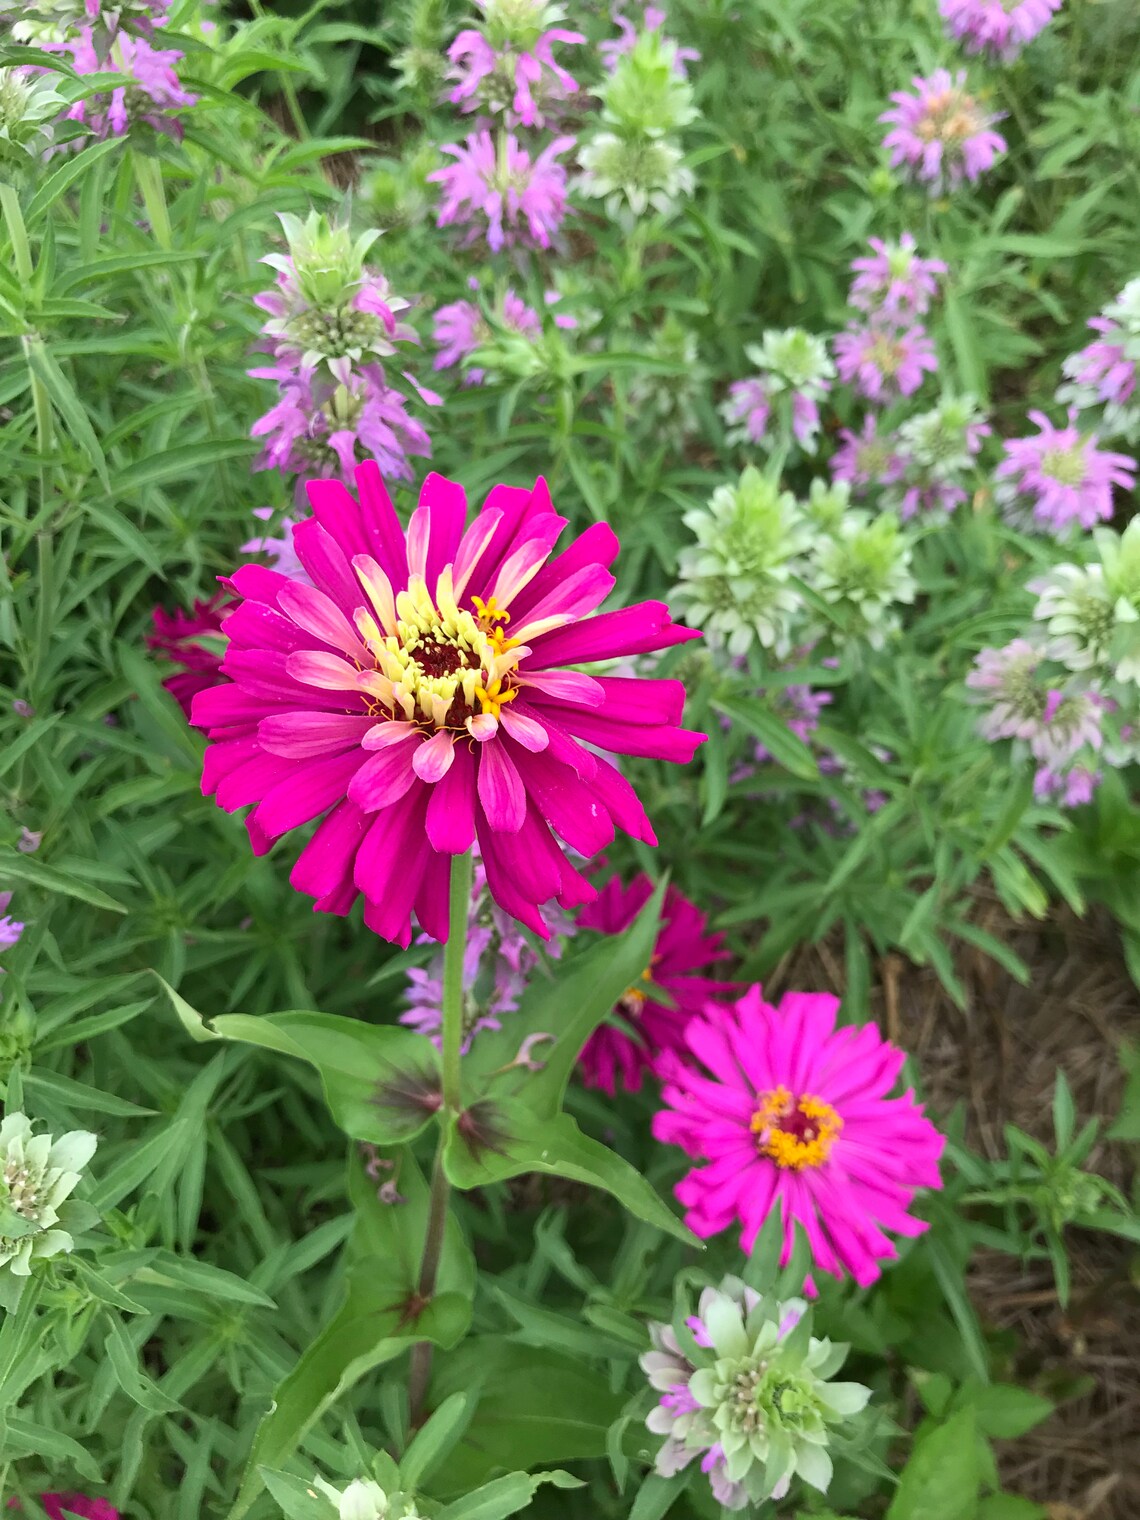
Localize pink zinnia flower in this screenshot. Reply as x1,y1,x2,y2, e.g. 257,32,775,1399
192,464,705,944
432,290,542,385
61,29,196,139
995,408,1136,533
576,876,736,1094
42,1497,119,1520
833,322,938,404
880,69,1007,192
831,415,906,495
148,594,230,718
848,234,947,321
429,130,574,252
250,364,432,485
939,0,1062,62
653,987,945,1285
448,1,584,127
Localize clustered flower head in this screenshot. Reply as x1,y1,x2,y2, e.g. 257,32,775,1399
1058,277,1140,446
1,1112,98,1277
402,859,573,1049
60,28,196,139
628,315,708,436
653,987,945,1284
831,415,906,497
672,467,813,657
577,20,697,226
848,234,947,322
806,510,917,647
193,463,704,944
880,69,1007,193
250,213,431,490
600,5,699,77
722,329,835,455
446,0,584,128
833,321,938,405
432,289,541,385
995,408,1137,535
0,66,67,163
430,129,574,251
939,0,1062,63
888,393,991,517
642,1275,872,1508
577,876,736,1095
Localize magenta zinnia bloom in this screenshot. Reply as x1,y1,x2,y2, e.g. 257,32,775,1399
995,409,1136,533
429,130,573,252
848,234,947,322
939,0,1061,62
192,464,704,944
653,987,945,1285
577,876,736,1095
41,1499,119,1520
833,322,938,404
148,595,230,718
880,70,1006,193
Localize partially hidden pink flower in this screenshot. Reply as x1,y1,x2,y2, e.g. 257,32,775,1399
429,130,574,252
448,2,584,127
653,987,945,1286
191,464,705,944
148,595,230,718
939,0,1062,62
880,69,1006,192
831,415,906,495
577,876,736,1095
42,1497,119,1520
432,290,542,385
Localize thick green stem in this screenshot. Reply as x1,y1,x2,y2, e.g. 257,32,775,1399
407,850,473,1423
440,850,474,1113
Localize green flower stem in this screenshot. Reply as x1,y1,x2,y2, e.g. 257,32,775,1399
440,849,474,1113
407,850,473,1422
132,151,172,251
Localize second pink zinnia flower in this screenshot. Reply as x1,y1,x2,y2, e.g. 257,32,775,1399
192,464,705,944
653,987,945,1286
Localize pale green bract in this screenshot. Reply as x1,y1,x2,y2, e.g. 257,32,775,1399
308,1477,423,1520
672,466,812,656
0,68,66,164
576,133,694,224
806,510,917,648
744,328,835,401
599,29,697,139
0,1112,98,1277
1033,520,1140,685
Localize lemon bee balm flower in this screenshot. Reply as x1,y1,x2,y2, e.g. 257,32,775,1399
0,1113,97,1277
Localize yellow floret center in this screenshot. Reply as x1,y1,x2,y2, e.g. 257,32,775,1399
750,1085,843,1171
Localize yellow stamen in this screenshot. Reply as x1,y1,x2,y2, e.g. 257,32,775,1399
475,675,519,719
749,1085,842,1171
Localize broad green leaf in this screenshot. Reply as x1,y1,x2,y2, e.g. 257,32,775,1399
955,1382,1052,1440
443,1100,695,1245
399,1392,472,1491
435,1470,582,1520
886,1408,979,1520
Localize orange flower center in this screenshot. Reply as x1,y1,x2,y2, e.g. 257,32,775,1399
750,1085,842,1170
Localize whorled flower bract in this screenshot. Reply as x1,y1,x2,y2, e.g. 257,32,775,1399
805,510,917,648
641,1276,871,1508
672,466,812,656
0,1113,98,1278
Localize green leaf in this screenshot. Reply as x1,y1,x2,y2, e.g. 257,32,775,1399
0,850,127,913
714,695,818,779
628,1471,691,1520
886,1408,979,1520
113,437,257,492
1,1417,104,1483
24,336,109,488
157,979,441,1144
23,1068,157,1117
957,1382,1053,1440
443,1101,695,1245
257,1469,335,1520
1108,1043,1140,1141
24,137,123,224
399,1392,472,1490
435,1470,582,1520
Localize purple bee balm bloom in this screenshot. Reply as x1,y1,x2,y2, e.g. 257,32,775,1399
250,364,432,486
939,0,1062,62
429,129,574,252
831,415,906,495
61,29,196,138
0,891,25,957
242,507,311,584
848,234,948,322
448,1,584,127
995,409,1137,534
967,639,1048,742
253,258,416,384
721,377,771,445
1062,316,1137,409
833,322,938,404
432,290,542,385
880,69,1007,193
